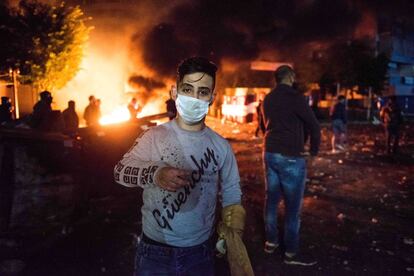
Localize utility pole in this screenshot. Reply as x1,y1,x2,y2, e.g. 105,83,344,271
9,69,20,119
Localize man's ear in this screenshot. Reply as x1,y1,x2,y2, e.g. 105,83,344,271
171,85,178,100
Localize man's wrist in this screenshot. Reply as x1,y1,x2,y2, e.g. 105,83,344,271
153,166,164,187
151,164,169,187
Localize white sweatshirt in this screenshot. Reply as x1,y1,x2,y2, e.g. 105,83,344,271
114,120,241,247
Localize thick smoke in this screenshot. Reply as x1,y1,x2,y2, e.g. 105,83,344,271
133,0,364,77
132,0,414,79
128,75,166,91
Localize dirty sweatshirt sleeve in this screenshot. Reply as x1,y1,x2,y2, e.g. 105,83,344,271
114,130,167,188
220,141,242,207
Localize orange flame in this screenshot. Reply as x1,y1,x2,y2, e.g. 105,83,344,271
55,28,171,126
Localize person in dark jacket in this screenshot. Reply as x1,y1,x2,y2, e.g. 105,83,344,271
262,65,320,266
0,96,13,125
62,100,79,135
31,91,53,130
330,95,347,153
380,96,403,154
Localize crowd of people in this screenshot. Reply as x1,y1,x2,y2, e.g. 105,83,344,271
0,93,157,135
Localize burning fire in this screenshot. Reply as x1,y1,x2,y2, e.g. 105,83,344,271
99,106,130,125
54,26,170,126
221,87,268,123
99,100,166,125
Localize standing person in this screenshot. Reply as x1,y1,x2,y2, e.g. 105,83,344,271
0,96,13,125
165,87,177,120
31,91,53,130
62,100,79,135
114,57,251,276
128,97,141,121
330,95,347,153
84,95,97,127
380,96,403,154
255,99,265,137
262,65,320,266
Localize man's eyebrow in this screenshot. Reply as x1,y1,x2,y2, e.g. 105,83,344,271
198,87,211,91
180,83,211,91
181,83,194,88
181,82,194,88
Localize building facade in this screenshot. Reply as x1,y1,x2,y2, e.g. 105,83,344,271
378,28,414,115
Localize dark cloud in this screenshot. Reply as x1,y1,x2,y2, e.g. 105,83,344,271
131,0,412,77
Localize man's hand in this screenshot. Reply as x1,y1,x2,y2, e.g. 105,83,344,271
154,167,191,192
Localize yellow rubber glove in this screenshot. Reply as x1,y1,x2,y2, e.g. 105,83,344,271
217,204,254,276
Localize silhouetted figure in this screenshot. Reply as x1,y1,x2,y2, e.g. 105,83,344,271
0,97,13,125
128,97,142,121
63,100,79,135
330,95,347,153
255,100,265,137
380,96,403,154
31,91,53,130
84,95,100,127
165,98,177,120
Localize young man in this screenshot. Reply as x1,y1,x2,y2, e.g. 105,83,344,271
262,65,320,266
330,95,347,153
114,57,242,275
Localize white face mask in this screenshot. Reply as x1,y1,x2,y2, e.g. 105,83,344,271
175,94,210,124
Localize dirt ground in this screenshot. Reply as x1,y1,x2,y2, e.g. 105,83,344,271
1,118,413,276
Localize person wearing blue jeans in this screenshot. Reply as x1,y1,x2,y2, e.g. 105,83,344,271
330,95,347,153
264,152,306,254
262,65,320,266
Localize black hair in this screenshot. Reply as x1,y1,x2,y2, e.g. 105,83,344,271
274,65,294,83
40,90,52,99
177,57,218,88
338,95,346,101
